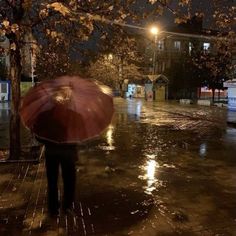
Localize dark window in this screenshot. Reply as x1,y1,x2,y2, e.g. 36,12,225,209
1,83,7,93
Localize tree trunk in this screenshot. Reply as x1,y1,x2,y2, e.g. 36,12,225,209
118,63,123,97
198,87,201,99
218,89,221,101
8,40,22,160
212,88,215,102
9,113,21,159
6,2,25,160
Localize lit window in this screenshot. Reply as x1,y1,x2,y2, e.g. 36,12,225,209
157,40,164,50
174,41,181,51
189,42,193,55
203,42,210,50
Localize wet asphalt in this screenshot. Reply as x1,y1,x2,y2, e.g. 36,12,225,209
0,98,236,235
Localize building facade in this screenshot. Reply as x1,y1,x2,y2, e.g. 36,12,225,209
143,17,234,100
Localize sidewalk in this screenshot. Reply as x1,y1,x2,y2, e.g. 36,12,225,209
0,159,95,236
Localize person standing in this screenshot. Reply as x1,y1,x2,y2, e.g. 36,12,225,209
19,76,114,219
37,138,78,216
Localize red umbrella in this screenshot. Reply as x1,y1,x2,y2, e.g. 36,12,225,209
20,76,114,144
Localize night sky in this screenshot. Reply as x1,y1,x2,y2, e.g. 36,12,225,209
155,0,235,29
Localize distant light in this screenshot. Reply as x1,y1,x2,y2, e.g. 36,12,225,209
108,53,113,60
150,26,159,35
199,143,207,157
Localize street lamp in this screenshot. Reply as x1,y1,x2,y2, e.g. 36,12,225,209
147,26,159,101
150,26,159,36
150,26,159,77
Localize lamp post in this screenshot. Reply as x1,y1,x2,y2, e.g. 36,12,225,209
150,26,159,100
150,26,158,76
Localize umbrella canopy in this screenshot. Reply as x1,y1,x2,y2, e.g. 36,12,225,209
20,76,114,144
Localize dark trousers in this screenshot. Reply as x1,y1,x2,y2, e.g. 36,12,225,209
44,144,78,215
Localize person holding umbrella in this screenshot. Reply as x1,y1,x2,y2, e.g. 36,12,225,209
36,136,78,216
20,76,114,218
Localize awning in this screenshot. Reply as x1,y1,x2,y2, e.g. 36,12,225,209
223,79,236,88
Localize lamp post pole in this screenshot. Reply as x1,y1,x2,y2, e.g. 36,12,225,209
152,34,158,76
150,26,159,100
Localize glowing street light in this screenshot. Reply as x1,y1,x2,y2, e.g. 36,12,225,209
108,53,113,61
150,26,159,36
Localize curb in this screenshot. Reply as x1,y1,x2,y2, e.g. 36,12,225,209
0,146,44,164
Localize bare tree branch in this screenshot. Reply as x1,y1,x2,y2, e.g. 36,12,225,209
155,0,176,15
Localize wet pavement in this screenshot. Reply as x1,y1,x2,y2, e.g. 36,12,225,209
0,98,236,235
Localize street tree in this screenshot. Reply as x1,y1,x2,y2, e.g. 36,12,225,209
165,38,233,101
88,54,142,91
88,30,144,94
35,42,71,80
191,40,233,101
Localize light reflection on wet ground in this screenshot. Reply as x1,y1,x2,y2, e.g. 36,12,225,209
1,98,236,235
76,98,236,235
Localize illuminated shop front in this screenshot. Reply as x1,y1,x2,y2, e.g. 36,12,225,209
224,79,236,111
126,84,145,98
